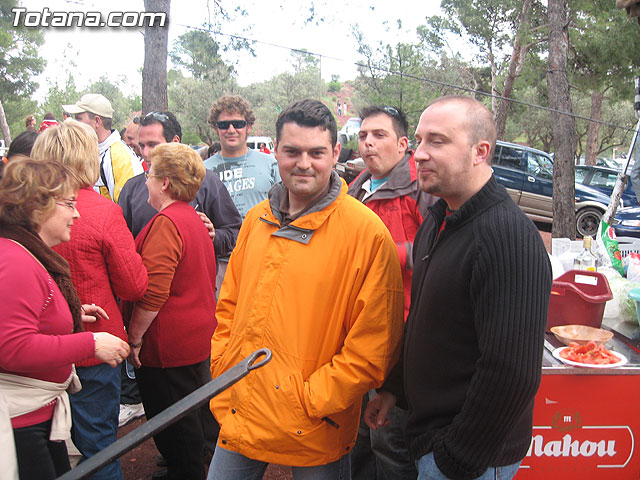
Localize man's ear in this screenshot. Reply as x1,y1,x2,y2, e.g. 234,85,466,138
171,135,180,143
398,136,409,153
333,142,342,166
473,141,492,166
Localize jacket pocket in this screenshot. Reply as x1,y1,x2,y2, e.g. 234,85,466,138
281,371,324,436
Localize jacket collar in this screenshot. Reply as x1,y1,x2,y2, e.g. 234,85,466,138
348,151,417,200
429,175,508,230
263,171,346,233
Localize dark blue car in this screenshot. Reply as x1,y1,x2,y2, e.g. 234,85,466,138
575,165,638,207
493,141,617,237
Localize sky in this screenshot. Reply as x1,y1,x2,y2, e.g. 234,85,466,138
19,0,444,102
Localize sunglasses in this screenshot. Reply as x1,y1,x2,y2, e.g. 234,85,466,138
216,120,247,130
381,106,400,117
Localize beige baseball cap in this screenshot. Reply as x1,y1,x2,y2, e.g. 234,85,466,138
63,94,114,118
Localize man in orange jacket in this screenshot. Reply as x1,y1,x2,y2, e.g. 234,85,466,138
207,99,404,479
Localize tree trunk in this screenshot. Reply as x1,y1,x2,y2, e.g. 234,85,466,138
0,99,10,146
142,0,170,115
495,0,533,140
584,89,605,166
488,43,497,114
547,0,577,239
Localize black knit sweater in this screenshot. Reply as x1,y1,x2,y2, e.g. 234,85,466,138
389,176,552,479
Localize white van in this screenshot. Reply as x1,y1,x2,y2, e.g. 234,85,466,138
246,136,274,152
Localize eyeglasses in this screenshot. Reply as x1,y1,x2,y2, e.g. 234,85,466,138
215,120,247,130
55,198,78,211
380,106,400,117
144,171,160,180
132,115,140,124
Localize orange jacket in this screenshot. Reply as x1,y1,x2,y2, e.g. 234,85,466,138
210,179,404,466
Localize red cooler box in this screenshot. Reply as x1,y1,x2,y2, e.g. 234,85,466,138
546,270,612,331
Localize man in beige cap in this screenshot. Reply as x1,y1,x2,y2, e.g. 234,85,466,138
64,93,143,202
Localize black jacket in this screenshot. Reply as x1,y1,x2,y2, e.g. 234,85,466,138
388,176,552,479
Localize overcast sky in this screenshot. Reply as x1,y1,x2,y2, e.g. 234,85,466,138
19,0,444,101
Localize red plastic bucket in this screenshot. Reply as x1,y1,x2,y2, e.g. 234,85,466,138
546,270,612,331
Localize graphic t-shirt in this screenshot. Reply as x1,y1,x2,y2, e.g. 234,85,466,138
203,149,280,219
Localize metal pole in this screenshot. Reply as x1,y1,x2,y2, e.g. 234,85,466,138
57,348,271,480
602,77,640,224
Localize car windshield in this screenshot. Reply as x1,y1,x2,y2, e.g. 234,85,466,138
527,152,553,179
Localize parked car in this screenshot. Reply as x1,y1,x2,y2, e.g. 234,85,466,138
575,165,638,206
246,136,274,152
612,206,640,238
335,157,365,184
337,117,361,146
493,141,616,237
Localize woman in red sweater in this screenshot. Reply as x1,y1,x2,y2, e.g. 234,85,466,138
31,121,148,480
124,142,217,480
0,160,130,480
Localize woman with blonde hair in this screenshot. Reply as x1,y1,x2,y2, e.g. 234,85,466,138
123,142,217,480
0,159,130,480
31,120,148,480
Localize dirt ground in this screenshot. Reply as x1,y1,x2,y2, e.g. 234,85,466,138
117,225,552,480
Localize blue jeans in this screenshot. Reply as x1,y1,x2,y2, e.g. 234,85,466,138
207,446,351,480
417,452,520,480
369,391,416,479
70,363,123,480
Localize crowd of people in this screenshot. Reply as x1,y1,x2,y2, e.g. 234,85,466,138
0,92,552,480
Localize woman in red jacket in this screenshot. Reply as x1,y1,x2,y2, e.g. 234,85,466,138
0,159,130,480
125,142,217,480
31,121,148,480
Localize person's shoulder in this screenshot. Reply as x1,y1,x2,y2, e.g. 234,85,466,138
249,149,275,162
337,191,390,232
203,153,222,169
0,239,41,272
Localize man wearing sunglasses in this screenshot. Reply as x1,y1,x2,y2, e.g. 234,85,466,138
204,95,280,220
204,95,280,292
348,106,436,480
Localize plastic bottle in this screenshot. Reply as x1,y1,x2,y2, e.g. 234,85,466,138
573,236,598,271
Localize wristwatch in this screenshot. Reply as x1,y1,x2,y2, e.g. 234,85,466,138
128,340,142,348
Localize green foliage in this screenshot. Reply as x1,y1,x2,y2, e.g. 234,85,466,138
0,0,45,98
352,21,483,135
38,75,80,120
0,0,46,140
86,77,139,129
242,59,326,137
328,75,342,93
170,30,234,80
168,68,239,145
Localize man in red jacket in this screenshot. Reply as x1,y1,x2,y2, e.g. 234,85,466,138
348,106,435,480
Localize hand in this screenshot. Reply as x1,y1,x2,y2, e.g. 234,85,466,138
128,344,142,368
81,303,109,323
197,212,216,240
93,332,130,368
364,391,396,430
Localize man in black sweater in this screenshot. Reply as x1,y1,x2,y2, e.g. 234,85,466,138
365,96,552,480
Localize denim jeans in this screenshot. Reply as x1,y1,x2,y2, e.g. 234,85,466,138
417,452,521,480
369,391,417,479
70,363,123,480
207,446,351,480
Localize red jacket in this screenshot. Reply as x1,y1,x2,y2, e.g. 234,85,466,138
348,152,436,319
54,187,147,367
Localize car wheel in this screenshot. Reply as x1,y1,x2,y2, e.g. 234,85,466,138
576,207,602,237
